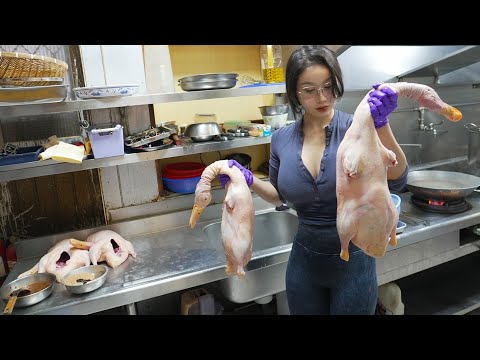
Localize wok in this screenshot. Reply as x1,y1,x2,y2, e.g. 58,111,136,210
0,273,55,311
406,170,480,201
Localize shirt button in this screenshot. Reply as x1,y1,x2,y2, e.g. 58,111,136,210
321,164,325,170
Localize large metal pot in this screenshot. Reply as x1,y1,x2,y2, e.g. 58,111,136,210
465,123,480,166
0,273,56,310
406,170,480,201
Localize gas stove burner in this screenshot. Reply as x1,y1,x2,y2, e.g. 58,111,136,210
410,195,471,214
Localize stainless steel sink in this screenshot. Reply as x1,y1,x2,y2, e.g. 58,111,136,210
203,210,298,303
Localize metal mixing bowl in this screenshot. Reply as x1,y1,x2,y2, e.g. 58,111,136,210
184,122,222,142
258,105,289,116
62,265,108,294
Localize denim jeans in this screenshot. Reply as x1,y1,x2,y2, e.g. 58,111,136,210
286,222,377,315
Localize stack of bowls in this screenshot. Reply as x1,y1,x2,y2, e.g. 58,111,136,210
258,105,289,129
162,162,206,194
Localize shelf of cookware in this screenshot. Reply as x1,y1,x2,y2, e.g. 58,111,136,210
0,135,272,182
0,84,287,118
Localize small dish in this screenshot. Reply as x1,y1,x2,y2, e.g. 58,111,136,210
73,84,139,99
62,265,108,294
396,220,407,234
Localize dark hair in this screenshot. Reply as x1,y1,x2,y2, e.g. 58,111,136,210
285,45,344,115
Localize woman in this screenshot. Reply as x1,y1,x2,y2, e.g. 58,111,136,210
221,45,408,314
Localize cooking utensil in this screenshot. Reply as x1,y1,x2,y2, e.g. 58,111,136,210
179,79,237,91
0,273,56,313
184,122,222,142
62,265,108,294
406,170,480,201
258,105,289,116
3,288,26,314
179,73,237,83
178,73,238,92
124,125,174,148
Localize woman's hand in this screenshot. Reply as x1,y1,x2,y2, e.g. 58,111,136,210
219,160,253,187
368,84,398,129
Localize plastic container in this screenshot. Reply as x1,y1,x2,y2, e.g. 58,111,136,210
143,45,175,94
181,288,223,315
262,113,288,129
260,45,285,84
88,124,124,159
163,176,200,194
0,146,42,166
391,193,401,214
396,220,407,234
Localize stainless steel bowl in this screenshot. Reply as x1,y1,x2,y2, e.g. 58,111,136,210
258,105,289,116
184,122,222,142
0,273,55,308
62,265,108,294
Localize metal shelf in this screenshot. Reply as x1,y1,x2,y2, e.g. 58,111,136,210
0,84,286,117
0,136,272,182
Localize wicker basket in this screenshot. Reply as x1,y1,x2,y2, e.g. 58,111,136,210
0,52,68,80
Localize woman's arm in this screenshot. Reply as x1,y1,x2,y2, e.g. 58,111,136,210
250,178,284,207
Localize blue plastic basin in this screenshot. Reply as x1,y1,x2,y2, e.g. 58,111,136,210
162,176,200,194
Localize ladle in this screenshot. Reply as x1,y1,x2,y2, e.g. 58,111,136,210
3,288,31,315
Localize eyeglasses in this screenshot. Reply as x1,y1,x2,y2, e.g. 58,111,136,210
297,83,333,101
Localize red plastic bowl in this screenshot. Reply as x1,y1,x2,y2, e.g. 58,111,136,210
163,162,206,179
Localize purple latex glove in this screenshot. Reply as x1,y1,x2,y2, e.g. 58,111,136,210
219,159,253,187
368,83,398,129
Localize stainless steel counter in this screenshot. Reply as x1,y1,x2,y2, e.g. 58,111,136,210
394,191,480,248
4,191,480,315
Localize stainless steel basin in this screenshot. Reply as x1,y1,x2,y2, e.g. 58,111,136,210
203,210,298,303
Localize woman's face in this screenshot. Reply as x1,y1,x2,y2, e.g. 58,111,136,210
296,64,335,121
